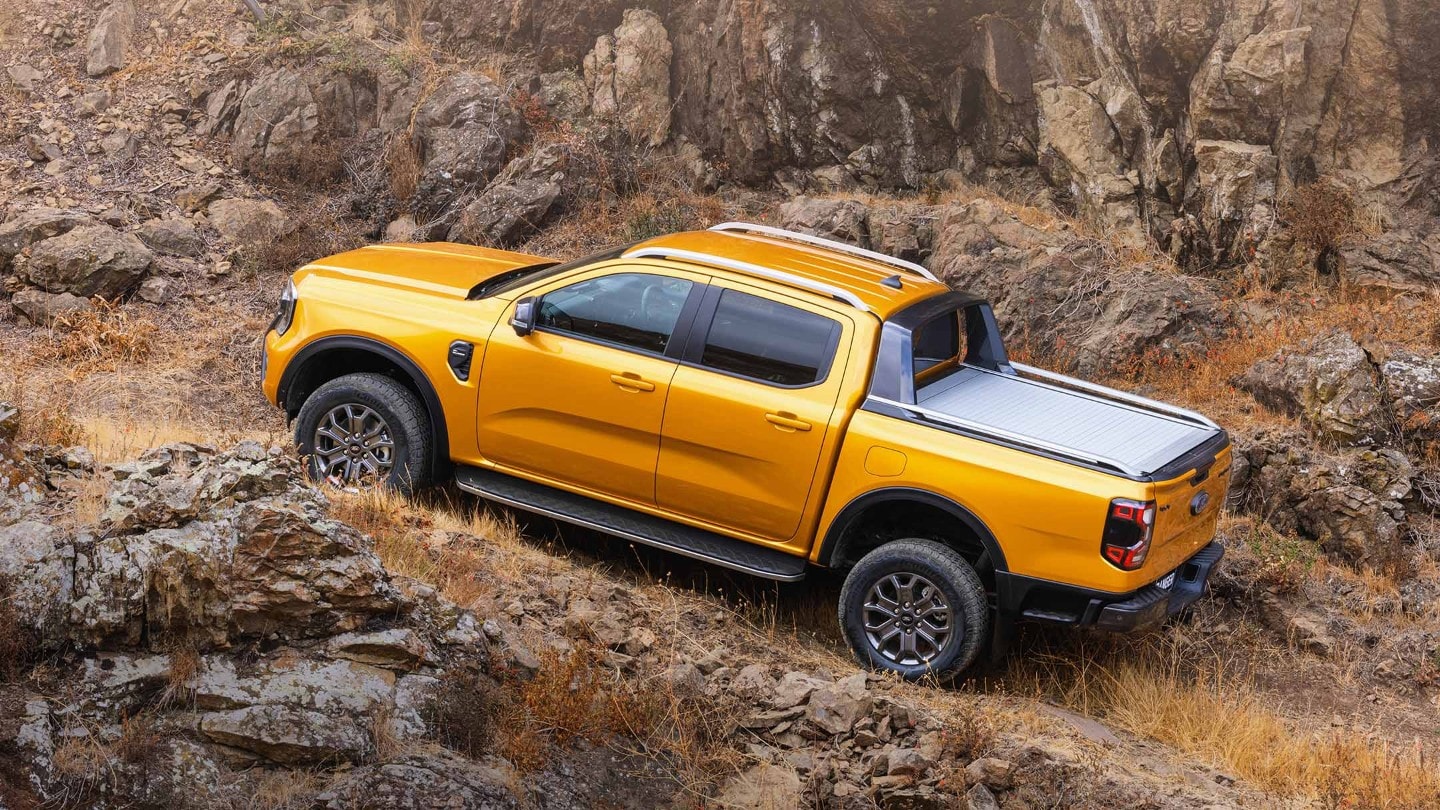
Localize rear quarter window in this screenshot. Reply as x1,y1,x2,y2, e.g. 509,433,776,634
698,289,841,387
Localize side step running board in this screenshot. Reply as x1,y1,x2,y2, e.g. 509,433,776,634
454,466,809,582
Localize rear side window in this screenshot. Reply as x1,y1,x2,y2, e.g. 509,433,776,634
538,272,694,355
698,289,841,387
912,312,965,377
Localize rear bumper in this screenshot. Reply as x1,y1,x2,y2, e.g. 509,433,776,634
996,541,1224,632
1093,542,1224,631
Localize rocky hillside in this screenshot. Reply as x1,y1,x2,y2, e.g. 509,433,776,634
3,0,1440,807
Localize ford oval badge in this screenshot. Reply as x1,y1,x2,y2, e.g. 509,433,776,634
1190,491,1212,516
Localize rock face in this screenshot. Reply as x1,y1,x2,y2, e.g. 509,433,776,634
21,224,154,298
86,0,135,77
449,146,565,246
583,9,673,147
422,0,1438,258
1232,430,1414,567
0,208,95,272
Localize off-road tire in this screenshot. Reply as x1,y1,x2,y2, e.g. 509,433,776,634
839,539,990,680
295,372,433,494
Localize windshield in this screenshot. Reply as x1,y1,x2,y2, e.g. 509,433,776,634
468,243,635,299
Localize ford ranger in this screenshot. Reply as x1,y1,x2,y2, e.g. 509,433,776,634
261,222,1229,678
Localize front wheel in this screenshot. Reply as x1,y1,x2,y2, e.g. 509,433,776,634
838,539,990,680
294,372,433,494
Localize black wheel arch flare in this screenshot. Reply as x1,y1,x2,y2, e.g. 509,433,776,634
277,335,451,480
817,487,1009,575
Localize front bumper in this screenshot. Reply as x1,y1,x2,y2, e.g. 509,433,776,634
1092,541,1224,632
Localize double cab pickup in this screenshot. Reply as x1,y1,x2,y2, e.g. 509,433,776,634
262,222,1229,678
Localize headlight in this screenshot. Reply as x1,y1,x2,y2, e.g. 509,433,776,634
270,279,297,336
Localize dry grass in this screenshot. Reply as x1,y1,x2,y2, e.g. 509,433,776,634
38,299,156,375
251,770,327,810
1011,633,1440,808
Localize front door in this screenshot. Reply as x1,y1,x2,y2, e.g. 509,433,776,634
476,268,702,504
656,283,851,541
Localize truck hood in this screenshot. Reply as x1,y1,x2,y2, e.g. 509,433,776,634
295,242,555,299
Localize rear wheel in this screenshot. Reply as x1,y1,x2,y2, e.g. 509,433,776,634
838,539,989,680
295,372,432,494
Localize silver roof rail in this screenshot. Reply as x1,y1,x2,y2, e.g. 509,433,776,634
708,221,942,283
1010,362,1222,430
624,246,871,312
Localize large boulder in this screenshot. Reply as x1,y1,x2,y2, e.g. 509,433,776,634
199,705,372,766
10,289,92,327
1379,348,1440,444
1236,330,1388,446
136,218,204,257
1338,230,1440,292
0,208,95,272
85,0,135,77
207,198,294,247
413,73,527,218
777,197,871,246
1186,140,1278,267
1034,82,1143,243
21,224,153,298
231,69,320,174
583,9,673,147
1232,430,1414,567
449,147,565,246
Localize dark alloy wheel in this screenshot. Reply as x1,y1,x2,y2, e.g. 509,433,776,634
839,539,989,680
295,372,433,494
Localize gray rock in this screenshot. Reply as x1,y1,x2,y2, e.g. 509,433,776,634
771,671,826,709
413,72,526,216
886,747,934,777
325,628,429,670
199,704,371,765
964,757,1014,789
190,656,394,713
1381,348,1440,442
316,750,520,809
449,145,567,246
1187,140,1279,267
1339,230,1440,292
6,63,44,94
778,197,871,246
86,0,135,77
207,198,294,246
77,89,112,117
805,673,872,736
715,763,803,809
583,9,673,147
22,224,153,298
1236,330,1388,446
965,782,1001,810
137,218,203,257
231,68,319,173
0,208,95,272
11,289,92,326
136,275,174,304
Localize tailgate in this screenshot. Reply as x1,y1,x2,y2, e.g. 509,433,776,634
1146,444,1232,577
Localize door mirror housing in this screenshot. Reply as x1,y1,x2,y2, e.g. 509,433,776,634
510,297,538,336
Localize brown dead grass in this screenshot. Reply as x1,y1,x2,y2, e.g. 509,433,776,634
1012,631,1440,808
39,299,156,375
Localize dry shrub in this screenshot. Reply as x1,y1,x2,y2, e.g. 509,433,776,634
39,299,155,374
234,211,365,278
251,138,349,190
1222,516,1320,594
1281,181,1364,257
0,576,37,682
384,132,423,203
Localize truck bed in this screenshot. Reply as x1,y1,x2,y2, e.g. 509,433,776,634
915,364,1220,478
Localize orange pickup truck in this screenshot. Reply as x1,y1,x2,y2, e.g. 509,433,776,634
262,223,1229,678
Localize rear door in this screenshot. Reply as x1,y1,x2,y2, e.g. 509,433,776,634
656,282,852,542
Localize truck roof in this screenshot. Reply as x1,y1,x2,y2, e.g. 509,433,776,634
630,226,951,318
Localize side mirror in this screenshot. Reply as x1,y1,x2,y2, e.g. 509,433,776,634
510,296,538,336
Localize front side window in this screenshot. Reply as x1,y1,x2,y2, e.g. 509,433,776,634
699,289,841,387
538,272,694,354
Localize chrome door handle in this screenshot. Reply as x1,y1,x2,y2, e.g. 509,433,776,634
765,412,812,432
610,373,656,392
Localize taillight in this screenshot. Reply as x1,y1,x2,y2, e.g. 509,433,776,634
1101,498,1155,570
